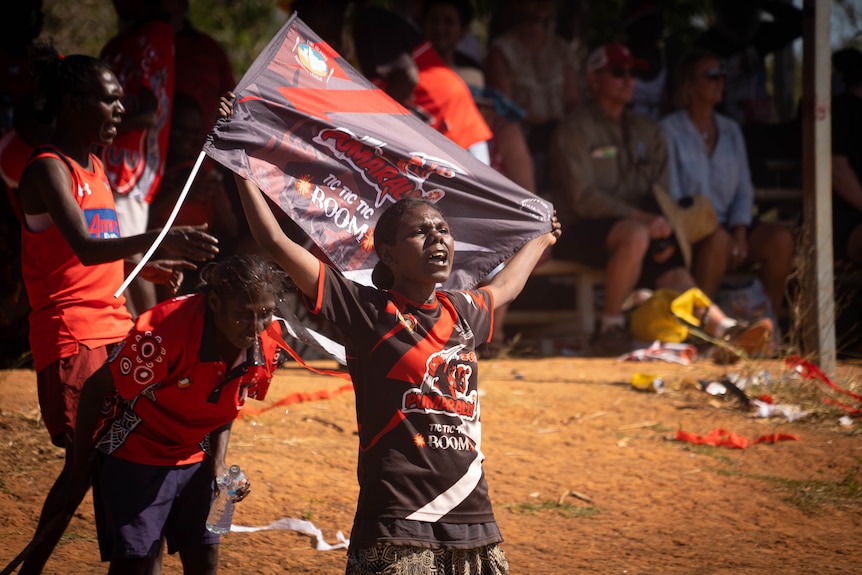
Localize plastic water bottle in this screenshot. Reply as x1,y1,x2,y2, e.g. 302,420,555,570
206,464,246,534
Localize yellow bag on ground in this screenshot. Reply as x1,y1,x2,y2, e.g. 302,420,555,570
630,288,713,343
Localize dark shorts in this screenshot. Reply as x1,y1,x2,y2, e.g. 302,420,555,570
555,218,686,289
36,343,113,447
93,454,218,561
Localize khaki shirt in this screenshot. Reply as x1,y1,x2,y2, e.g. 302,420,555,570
550,101,669,224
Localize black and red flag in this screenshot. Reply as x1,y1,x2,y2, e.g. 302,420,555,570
204,14,553,290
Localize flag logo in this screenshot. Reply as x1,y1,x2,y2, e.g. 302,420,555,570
296,41,332,81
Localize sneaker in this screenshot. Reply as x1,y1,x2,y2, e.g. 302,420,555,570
588,326,634,357
712,318,774,364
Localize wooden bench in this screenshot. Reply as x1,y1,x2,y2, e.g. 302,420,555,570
505,259,605,338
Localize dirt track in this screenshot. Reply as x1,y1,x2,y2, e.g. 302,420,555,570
1,356,861,574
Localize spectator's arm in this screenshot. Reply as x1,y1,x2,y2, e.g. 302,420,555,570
484,45,513,101
209,422,233,481
832,155,862,212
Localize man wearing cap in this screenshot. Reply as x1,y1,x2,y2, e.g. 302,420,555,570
550,43,769,357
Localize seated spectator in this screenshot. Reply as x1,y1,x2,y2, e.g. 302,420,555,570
831,47,862,267
353,0,492,163
693,0,801,126
421,0,481,86
485,0,581,129
485,0,581,194
661,48,794,318
549,43,773,357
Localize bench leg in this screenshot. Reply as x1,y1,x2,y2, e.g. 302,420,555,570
575,275,597,336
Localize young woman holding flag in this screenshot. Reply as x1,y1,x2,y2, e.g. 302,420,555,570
221,89,561,574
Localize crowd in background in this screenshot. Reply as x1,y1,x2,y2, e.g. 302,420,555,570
1,0,861,368
1,0,861,572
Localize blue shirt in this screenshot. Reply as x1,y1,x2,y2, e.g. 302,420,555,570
661,110,754,227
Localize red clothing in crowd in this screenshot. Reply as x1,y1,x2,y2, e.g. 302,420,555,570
411,41,492,151
100,20,175,203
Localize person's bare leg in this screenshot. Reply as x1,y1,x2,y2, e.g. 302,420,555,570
654,266,742,336
748,222,795,315
655,266,774,359
691,227,731,298
178,544,219,575
603,219,650,317
17,435,90,575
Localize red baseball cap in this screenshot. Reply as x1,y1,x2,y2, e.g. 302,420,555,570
586,44,648,73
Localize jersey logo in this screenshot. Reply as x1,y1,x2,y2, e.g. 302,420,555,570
402,344,478,421
84,208,121,238
77,182,92,197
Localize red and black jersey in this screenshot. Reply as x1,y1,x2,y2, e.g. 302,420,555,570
96,293,281,466
307,262,496,529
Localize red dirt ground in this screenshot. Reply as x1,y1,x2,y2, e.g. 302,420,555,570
1,356,861,574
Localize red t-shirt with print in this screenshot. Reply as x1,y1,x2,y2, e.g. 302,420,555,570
97,293,282,466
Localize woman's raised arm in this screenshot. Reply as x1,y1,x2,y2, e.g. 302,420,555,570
234,173,321,298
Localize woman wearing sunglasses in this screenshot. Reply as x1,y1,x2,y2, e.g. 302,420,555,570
660,48,794,329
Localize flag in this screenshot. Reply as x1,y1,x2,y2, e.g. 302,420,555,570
204,14,553,290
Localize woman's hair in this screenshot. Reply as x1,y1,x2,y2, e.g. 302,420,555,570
38,54,114,120
198,254,287,303
672,48,721,109
371,197,445,290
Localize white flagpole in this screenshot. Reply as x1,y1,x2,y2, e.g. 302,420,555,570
113,149,207,299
